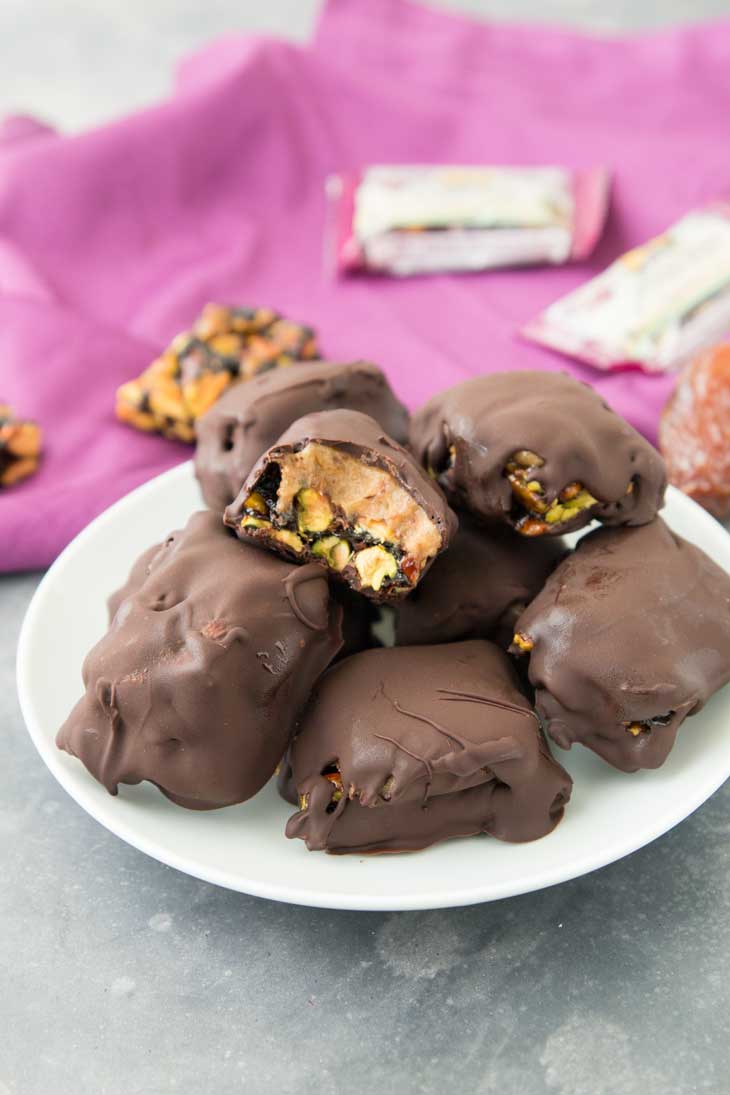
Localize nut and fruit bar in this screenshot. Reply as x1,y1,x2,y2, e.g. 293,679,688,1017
0,403,42,487
116,303,319,442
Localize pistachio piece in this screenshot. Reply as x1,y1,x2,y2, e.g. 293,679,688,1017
513,450,545,468
312,536,352,571
380,775,395,800
241,516,271,530
244,491,268,515
273,529,304,553
354,546,398,591
512,632,534,654
296,487,334,533
625,721,648,737
562,488,598,513
544,504,565,524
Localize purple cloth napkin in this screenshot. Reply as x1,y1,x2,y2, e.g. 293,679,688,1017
3,0,730,572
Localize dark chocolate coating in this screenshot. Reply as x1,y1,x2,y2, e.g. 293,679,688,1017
331,583,380,660
409,371,666,534
195,360,410,512
225,409,458,602
512,518,730,772
107,542,163,622
57,512,342,809
395,512,566,648
285,641,571,854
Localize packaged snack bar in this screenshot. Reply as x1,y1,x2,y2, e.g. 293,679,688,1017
116,303,319,442
329,165,610,276
524,203,730,373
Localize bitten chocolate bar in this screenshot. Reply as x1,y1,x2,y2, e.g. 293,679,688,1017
225,409,456,603
116,303,319,442
329,164,610,276
524,203,730,373
195,360,409,512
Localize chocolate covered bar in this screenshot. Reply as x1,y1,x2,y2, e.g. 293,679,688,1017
0,403,42,487
660,343,730,519
57,512,342,809
510,519,730,772
329,165,610,276
195,360,409,512
285,642,571,854
116,303,319,442
395,512,565,648
410,371,666,536
523,203,730,373
225,409,457,602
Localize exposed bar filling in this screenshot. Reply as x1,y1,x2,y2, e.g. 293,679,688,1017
504,450,600,536
624,712,675,737
313,763,395,813
239,443,443,595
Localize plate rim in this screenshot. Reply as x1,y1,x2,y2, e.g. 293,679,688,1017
16,464,730,911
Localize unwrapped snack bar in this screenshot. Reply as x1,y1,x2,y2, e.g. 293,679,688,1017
116,303,319,442
0,403,42,487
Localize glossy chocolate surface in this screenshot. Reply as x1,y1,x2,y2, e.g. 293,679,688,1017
512,518,730,771
285,641,571,853
57,512,342,808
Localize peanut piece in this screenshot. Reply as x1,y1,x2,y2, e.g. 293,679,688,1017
296,488,334,533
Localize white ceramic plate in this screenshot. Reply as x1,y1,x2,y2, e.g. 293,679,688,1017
17,464,730,910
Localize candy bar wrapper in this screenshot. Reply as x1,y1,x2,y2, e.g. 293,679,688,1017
328,165,610,277
523,203,730,374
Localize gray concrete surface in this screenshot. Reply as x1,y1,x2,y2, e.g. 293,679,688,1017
4,2,730,1094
